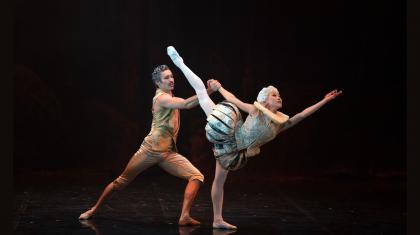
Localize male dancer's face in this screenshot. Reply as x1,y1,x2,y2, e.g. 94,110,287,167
157,69,175,92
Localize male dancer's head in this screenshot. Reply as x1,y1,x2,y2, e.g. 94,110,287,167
152,64,175,92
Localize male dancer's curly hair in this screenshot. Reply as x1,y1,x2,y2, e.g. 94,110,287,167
151,64,170,86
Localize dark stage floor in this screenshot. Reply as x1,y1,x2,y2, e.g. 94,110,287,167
14,170,406,235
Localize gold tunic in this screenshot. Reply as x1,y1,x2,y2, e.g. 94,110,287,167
143,89,180,152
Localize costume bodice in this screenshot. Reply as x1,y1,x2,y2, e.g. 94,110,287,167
235,111,282,156
143,89,180,152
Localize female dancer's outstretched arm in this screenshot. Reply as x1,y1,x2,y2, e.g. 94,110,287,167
217,87,259,116
282,89,342,131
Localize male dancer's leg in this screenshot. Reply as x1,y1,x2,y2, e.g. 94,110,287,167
167,46,215,116
159,152,204,225
79,145,158,219
212,161,237,229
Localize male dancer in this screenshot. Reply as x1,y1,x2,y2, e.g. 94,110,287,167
79,64,219,226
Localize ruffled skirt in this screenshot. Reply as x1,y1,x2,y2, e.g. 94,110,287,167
205,101,247,171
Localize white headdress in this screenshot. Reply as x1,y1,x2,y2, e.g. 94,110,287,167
255,86,289,125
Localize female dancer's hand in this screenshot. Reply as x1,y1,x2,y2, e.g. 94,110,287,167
207,79,221,91
324,89,343,102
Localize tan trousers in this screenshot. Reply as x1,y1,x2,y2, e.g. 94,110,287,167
113,142,204,190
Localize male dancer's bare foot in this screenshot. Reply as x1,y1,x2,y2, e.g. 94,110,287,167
79,219,96,229
167,46,184,67
213,220,237,230
178,215,201,226
178,225,199,235
79,208,95,220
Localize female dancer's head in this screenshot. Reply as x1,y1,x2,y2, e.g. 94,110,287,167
257,86,283,111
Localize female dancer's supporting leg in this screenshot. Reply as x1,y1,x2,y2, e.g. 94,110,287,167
212,161,237,229
167,46,237,229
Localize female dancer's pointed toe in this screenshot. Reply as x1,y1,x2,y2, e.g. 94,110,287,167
167,46,184,66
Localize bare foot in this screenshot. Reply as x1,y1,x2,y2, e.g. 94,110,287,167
213,220,237,230
79,208,95,220
79,220,96,229
178,225,199,235
213,228,238,235
178,216,201,226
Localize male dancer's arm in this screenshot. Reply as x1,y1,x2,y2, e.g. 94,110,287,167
281,89,342,131
160,86,217,110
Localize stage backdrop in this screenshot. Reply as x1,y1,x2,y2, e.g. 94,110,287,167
14,0,405,181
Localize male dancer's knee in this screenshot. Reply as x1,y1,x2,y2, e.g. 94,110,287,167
189,172,204,184
112,176,131,190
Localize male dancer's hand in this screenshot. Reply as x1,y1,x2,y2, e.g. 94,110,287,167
207,79,221,91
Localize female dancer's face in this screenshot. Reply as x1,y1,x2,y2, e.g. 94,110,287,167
157,70,175,91
265,90,283,110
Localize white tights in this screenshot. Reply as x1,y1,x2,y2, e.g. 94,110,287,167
167,46,215,117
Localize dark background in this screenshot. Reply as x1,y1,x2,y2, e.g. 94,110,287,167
14,0,405,183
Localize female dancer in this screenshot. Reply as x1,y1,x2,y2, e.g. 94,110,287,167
167,46,342,229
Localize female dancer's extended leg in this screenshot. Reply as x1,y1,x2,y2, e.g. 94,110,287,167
167,46,215,116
